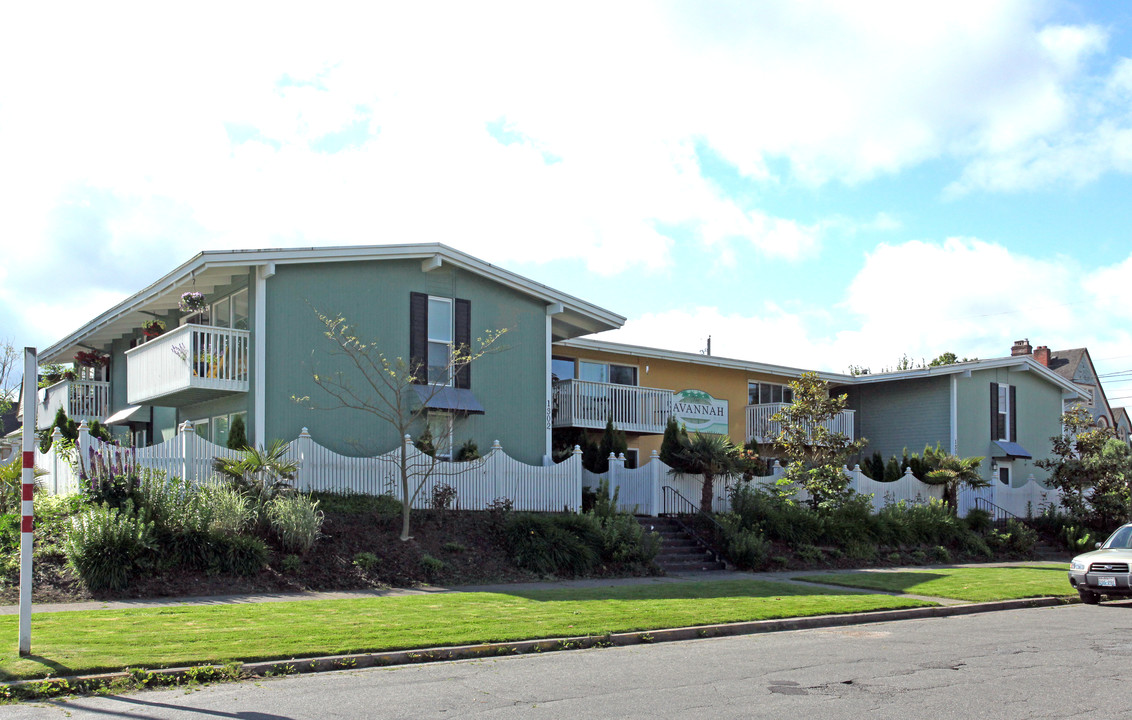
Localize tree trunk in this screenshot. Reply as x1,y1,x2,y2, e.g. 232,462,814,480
400,440,412,541
700,472,714,514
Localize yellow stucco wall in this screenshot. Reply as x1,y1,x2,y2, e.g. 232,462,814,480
554,345,797,459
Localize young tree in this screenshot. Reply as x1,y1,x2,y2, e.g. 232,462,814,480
1036,406,1119,522
770,372,868,511
596,416,628,471
295,308,506,541
672,432,740,513
659,416,691,471
0,340,17,416
923,452,988,515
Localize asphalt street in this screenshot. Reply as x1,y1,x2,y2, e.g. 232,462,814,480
8,601,1132,719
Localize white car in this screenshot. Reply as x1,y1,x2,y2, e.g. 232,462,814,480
1068,523,1132,604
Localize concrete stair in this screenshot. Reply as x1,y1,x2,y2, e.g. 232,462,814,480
638,516,726,573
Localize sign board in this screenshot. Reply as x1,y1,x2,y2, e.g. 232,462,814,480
672,389,729,435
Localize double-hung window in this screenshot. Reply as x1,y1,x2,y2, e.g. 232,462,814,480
991,382,1017,442
748,382,794,406
427,297,453,385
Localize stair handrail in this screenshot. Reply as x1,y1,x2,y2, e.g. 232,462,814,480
660,485,726,566
973,496,1022,523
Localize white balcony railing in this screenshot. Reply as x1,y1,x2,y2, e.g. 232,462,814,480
552,379,673,434
745,402,855,445
126,324,250,406
33,379,110,429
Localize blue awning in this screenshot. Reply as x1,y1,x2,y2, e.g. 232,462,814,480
993,440,1032,459
412,386,486,415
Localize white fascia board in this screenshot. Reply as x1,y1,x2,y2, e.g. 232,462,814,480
555,338,852,382
42,243,625,360
846,356,1082,397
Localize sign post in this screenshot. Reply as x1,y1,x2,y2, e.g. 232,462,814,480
19,347,36,656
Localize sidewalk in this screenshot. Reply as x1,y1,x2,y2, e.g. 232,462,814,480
0,561,1066,615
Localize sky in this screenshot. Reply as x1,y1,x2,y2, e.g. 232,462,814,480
1,1,1131,406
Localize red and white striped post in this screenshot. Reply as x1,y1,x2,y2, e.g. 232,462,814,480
19,347,36,656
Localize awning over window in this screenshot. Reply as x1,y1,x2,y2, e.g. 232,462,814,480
993,440,1032,459
103,406,152,425
411,386,486,415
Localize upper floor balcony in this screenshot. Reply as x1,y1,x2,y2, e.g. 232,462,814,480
746,402,855,445
551,379,673,434
29,378,110,429
126,324,250,407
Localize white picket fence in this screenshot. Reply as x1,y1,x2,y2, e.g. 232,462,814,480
27,422,1061,520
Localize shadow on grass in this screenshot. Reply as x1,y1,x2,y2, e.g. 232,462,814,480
794,572,949,594
0,653,73,682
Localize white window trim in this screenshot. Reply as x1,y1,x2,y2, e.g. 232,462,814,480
997,383,1011,442
427,296,454,387
428,410,454,461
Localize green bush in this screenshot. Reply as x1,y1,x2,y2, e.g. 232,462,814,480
958,532,993,559
795,543,825,565
886,551,902,564
64,503,155,591
419,554,445,578
729,484,821,546
929,545,951,564
820,494,880,545
1063,525,1095,553
845,540,877,563
210,533,268,575
353,551,380,571
443,542,466,553
963,508,993,535
200,484,253,536
504,513,598,576
267,495,324,554
281,554,301,573
910,549,927,564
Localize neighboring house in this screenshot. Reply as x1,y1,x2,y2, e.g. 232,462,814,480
550,338,855,465
1008,340,1115,429
34,244,623,465
835,355,1082,487
1113,407,1132,446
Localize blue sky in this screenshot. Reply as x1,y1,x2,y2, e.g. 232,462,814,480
1,1,1131,405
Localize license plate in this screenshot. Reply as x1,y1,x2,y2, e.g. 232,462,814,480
1099,576,1117,588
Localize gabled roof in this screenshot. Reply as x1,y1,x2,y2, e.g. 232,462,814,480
1047,348,1086,381
555,338,851,383
833,356,1083,398
40,244,625,362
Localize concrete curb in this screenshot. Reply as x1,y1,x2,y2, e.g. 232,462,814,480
2,595,1072,694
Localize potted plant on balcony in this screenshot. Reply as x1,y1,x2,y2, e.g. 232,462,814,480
141,318,166,339
179,291,207,314
73,350,109,368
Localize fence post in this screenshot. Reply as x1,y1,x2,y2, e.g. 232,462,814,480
572,444,583,513
649,449,661,517
179,421,194,484
50,427,63,495
772,459,782,479
490,439,502,508
76,421,91,477
294,428,314,492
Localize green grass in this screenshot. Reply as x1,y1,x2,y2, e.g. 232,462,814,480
0,580,934,681
794,564,1072,602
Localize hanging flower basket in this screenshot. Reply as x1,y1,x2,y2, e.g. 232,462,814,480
179,291,206,314
142,318,166,338
73,350,109,368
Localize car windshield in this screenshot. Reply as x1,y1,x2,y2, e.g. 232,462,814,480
1102,526,1132,550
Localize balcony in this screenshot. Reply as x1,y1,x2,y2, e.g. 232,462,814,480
32,379,110,429
126,324,250,407
746,403,855,445
552,379,673,434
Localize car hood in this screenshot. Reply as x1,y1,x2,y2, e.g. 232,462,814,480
1072,548,1132,566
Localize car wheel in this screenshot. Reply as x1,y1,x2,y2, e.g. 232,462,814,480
1079,589,1101,605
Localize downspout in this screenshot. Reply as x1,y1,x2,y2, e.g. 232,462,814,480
545,303,564,464
253,262,275,448
950,374,958,455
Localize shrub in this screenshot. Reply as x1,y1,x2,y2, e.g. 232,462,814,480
729,484,821,546
64,503,155,591
454,439,481,461
431,484,457,511
929,545,951,564
819,494,879,545
210,533,268,575
281,554,302,573
794,544,825,565
419,554,445,578
886,551,902,564
845,541,877,563
958,533,993,559
267,495,324,554
353,552,380,571
443,542,466,553
1063,525,1095,553
963,508,993,535
200,484,253,536
504,513,598,576
910,549,927,564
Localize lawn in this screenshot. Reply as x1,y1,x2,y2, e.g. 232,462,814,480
794,564,1072,602
0,580,934,681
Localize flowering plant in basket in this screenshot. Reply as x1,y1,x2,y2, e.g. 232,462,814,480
179,291,206,313
73,350,109,368
141,318,166,338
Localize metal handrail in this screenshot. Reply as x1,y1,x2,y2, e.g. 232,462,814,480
661,485,726,565
973,496,1021,523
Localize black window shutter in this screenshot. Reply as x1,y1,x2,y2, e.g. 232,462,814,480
990,382,998,441
1009,385,1017,442
454,298,471,389
409,292,428,385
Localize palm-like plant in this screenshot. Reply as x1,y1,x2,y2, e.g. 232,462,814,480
213,440,299,525
924,453,987,515
673,433,741,514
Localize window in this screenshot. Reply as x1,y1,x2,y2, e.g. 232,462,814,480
998,465,1011,486
578,361,637,385
427,411,454,460
427,297,453,385
748,382,794,406
990,382,1016,442
410,293,472,388
623,449,639,469
552,356,575,383
190,411,246,447
211,289,250,331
